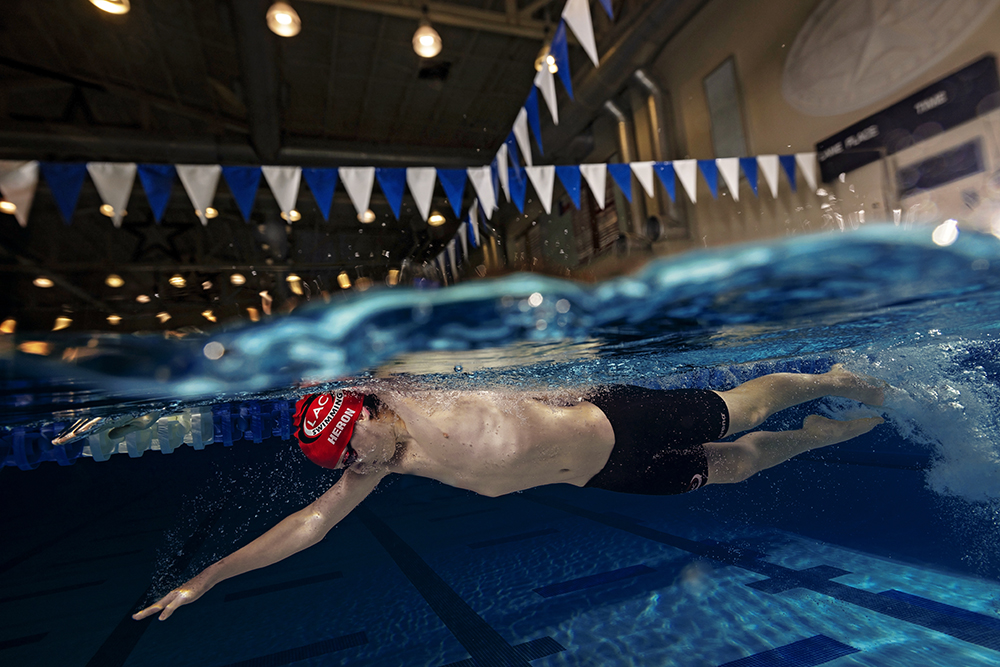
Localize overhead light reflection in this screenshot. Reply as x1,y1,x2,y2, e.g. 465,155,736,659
0,318,16,334
169,274,186,288
266,2,301,37
387,268,400,286
135,294,151,303
105,274,124,288
156,311,171,323
34,277,54,288
358,209,376,223
412,19,442,58
280,209,301,222
428,212,446,226
90,0,130,15
0,200,16,215
53,317,72,331
337,271,351,289
106,314,122,325
230,273,246,286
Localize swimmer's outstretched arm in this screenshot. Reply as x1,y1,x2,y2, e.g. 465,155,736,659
133,468,388,621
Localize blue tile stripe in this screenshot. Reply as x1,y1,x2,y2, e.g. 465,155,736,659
718,635,858,667
0,633,47,651
534,564,655,598
357,504,535,667
467,528,558,549
224,571,343,602
221,631,367,667
525,493,1000,654
0,579,106,604
746,565,851,595
880,590,1000,631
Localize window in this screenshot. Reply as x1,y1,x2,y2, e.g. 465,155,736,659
704,57,748,158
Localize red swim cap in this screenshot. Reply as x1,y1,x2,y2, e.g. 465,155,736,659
294,391,364,469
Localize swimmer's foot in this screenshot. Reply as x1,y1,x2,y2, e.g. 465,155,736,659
802,414,883,449
827,363,887,406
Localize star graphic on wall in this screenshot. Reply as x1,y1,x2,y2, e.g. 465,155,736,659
123,221,190,264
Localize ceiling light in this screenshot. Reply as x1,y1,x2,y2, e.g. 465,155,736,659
205,207,218,219
18,341,52,355
156,311,171,323
90,0,130,15
428,212,446,227
0,200,16,215
135,294,151,303
266,2,301,37
53,317,72,331
105,274,124,288
286,273,301,282
387,268,400,286
230,273,246,286
33,277,54,288
246,307,260,322
169,274,186,288
337,271,351,289
106,314,122,325
0,318,16,334
100,204,114,217
358,209,376,223
202,280,213,290
535,43,552,72
201,310,217,323
280,209,301,222
412,19,442,58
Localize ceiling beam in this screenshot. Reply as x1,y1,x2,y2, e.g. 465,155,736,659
231,0,283,162
301,0,551,40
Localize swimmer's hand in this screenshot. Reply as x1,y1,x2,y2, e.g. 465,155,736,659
132,574,213,621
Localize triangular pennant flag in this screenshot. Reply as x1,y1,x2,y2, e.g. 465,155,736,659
438,168,467,218
221,166,262,222
551,21,573,100
525,165,556,214
137,164,175,223
653,162,676,202
496,144,510,202
437,252,447,285
262,165,302,218
607,163,632,203
458,219,468,257
467,166,496,220
87,162,137,227
0,161,39,227
509,166,527,213
513,108,532,167
579,163,607,209
447,239,458,280
469,203,481,247
779,155,797,192
795,152,818,192
555,165,581,209
406,167,436,222
525,87,544,155
562,0,599,67
375,167,407,220
505,131,522,169
533,67,558,125
40,162,87,224
697,160,718,199
302,168,338,220
339,167,375,217
176,164,222,225
739,157,758,196
716,157,740,201
491,159,500,210
630,161,656,198
599,0,614,19
674,159,698,203
757,155,780,198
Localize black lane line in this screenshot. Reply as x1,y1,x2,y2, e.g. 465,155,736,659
0,579,106,604
467,529,558,550
222,631,367,667
224,571,343,602
718,634,858,667
443,637,566,667
0,633,47,651
524,493,1000,653
357,504,535,667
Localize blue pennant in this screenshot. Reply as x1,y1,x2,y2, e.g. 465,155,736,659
464,210,479,248
508,166,527,214
525,87,544,155
40,162,87,225
137,164,176,223
599,0,614,19
302,168,338,221
505,132,521,168
653,162,676,202
375,167,407,220
739,157,758,196
490,159,500,206
607,163,632,203
779,154,797,192
698,160,719,198
555,165,581,209
551,21,573,100
437,168,467,218
222,166,262,222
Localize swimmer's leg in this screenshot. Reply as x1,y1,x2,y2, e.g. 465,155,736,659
704,414,883,484
715,364,885,437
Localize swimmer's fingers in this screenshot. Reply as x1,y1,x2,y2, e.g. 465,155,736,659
132,589,194,621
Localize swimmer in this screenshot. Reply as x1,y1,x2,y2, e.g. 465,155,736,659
133,364,884,621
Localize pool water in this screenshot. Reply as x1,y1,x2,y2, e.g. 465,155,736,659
3,224,1000,666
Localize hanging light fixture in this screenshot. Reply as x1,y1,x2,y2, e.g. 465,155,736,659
106,314,122,325
534,43,558,74
230,273,246,286
105,274,124,288
33,277,54,288
156,311,172,323
412,12,442,58
135,294,151,303
358,209,376,223
428,212,446,227
337,271,351,289
0,200,16,215
266,2,301,37
90,0,130,15
280,209,301,222
386,268,400,286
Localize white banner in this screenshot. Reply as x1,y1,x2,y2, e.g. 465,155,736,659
339,167,376,217
525,165,556,214
579,163,607,209
467,166,496,220
533,67,558,125
758,155,780,198
562,0,599,67
87,162,137,228
176,164,222,226
513,108,533,167
674,159,698,204
796,152,818,193
716,157,740,202
0,160,39,227
262,165,302,217
496,144,510,202
406,167,436,222
630,161,656,198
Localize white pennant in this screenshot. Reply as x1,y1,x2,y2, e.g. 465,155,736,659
437,252,448,285
0,161,39,227
630,161,656,198
176,164,222,226
469,202,481,246
716,157,741,202
339,167,376,217
533,68,559,125
467,166,496,220
796,152,819,192
758,155,780,198
513,108,533,167
579,163,607,209
406,167,437,222
262,165,301,217
447,239,458,281
87,162,137,228
458,220,468,258
562,0,600,67
674,159,698,204
525,165,556,214
496,144,510,202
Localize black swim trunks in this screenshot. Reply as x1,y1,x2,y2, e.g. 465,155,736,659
585,385,730,495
